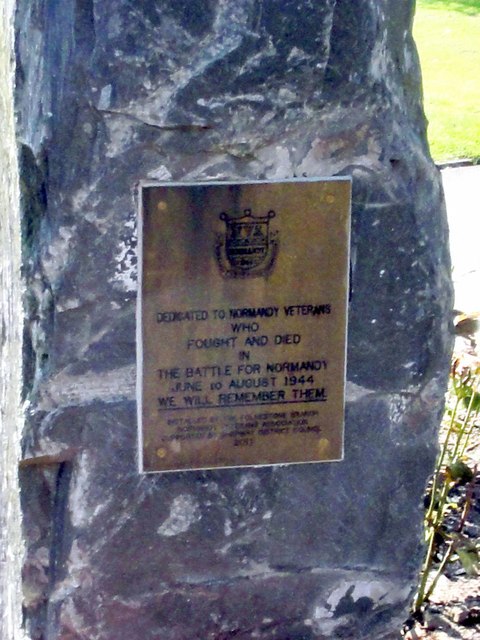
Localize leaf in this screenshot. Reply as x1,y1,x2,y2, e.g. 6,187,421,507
456,547,479,576
448,460,474,484
462,391,480,411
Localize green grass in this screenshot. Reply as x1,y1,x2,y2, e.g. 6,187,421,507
414,0,480,162
418,0,480,15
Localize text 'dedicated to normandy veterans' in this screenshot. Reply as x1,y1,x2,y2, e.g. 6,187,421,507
138,178,351,472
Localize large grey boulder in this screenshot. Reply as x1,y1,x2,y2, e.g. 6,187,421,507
1,2,23,639
12,1,452,638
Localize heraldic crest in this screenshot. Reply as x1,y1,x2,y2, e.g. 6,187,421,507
215,208,279,278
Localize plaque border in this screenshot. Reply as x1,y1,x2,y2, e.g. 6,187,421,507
137,176,352,474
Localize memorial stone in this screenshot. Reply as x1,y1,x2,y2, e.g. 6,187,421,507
1,2,23,638
9,1,453,638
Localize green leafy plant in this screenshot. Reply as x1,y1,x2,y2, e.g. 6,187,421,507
413,355,480,615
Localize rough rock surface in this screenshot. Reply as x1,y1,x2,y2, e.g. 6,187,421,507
14,1,452,639
1,1,24,638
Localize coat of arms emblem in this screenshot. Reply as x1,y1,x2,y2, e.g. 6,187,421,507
215,208,279,278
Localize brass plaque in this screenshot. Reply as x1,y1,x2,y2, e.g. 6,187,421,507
138,178,351,473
